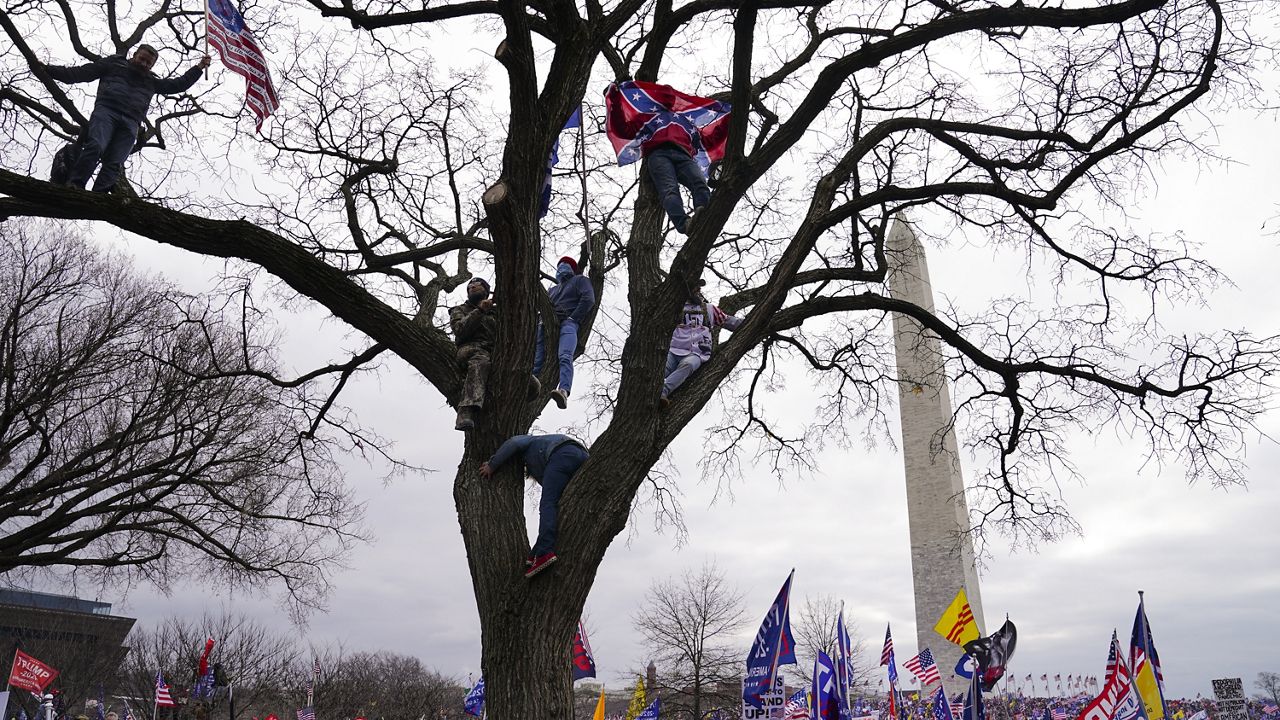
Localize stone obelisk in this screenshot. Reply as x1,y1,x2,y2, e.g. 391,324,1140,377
886,216,986,688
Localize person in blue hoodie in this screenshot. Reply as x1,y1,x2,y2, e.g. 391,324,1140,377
533,255,596,408
479,433,589,577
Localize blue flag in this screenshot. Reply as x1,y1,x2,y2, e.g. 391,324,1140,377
743,570,797,709
955,654,975,679
932,686,954,720
97,686,106,720
836,607,854,720
636,697,661,720
962,674,984,720
538,107,583,218
464,677,485,717
812,651,840,720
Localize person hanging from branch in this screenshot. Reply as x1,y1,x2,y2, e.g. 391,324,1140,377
41,46,210,192
604,80,730,234
479,434,590,578
533,254,596,409
660,278,744,410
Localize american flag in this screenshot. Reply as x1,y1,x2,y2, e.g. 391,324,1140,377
782,690,810,720
205,0,279,130
296,708,314,720
904,649,942,685
154,671,176,708
881,625,895,666
1051,709,1067,720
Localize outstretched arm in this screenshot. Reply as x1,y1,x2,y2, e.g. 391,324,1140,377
154,56,210,94
712,304,743,332
480,435,534,477
43,61,106,84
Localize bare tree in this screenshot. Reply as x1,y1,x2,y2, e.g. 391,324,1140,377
1,0,1276,716
312,650,464,720
1256,672,1280,706
633,563,747,720
790,595,870,691
116,612,301,720
0,221,366,614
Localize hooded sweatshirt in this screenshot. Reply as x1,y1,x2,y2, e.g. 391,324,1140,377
548,267,597,325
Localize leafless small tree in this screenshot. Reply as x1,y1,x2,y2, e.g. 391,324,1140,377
116,612,301,720
789,595,870,691
632,563,747,720
0,221,367,615
1256,672,1280,707
310,650,464,720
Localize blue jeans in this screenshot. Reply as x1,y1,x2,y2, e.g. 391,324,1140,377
67,107,138,192
533,444,588,556
646,145,710,232
533,318,578,393
662,351,704,398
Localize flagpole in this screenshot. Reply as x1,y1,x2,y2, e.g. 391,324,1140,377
202,0,210,79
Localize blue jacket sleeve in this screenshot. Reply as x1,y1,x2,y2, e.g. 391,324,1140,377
569,276,596,324
488,435,533,469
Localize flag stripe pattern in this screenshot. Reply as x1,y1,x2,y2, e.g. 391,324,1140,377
904,648,942,685
206,0,279,130
881,625,894,666
782,690,810,720
154,671,176,708
296,708,315,720
946,604,976,643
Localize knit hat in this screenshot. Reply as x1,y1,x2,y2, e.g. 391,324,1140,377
467,277,491,291
557,256,579,274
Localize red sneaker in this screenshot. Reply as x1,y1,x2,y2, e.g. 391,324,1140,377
524,552,558,578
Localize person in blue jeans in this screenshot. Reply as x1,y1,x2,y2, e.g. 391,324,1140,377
43,45,210,192
646,143,711,234
533,255,596,409
479,434,590,578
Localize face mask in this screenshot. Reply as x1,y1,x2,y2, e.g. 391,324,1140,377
556,263,574,282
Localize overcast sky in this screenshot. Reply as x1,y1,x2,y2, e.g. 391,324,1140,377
12,4,1280,705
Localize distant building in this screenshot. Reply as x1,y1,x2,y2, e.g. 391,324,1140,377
0,588,136,669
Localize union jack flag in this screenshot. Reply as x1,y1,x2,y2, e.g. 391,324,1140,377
904,649,942,685
604,80,730,173
206,0,279,130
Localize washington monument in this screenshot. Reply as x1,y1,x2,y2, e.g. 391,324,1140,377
887,217,986,685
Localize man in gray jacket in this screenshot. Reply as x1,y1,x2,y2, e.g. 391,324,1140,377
44,45,211,191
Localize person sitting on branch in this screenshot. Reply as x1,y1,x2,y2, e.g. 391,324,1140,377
660,278,744,409
42,45,211,192
449,277,498,432
604,80,731,234
479,434,590,578
533,255,596,409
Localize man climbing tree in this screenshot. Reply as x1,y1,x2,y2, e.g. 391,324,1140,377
0,0,1275,717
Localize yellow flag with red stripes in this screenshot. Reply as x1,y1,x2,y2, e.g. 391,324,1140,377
934,588,980,647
